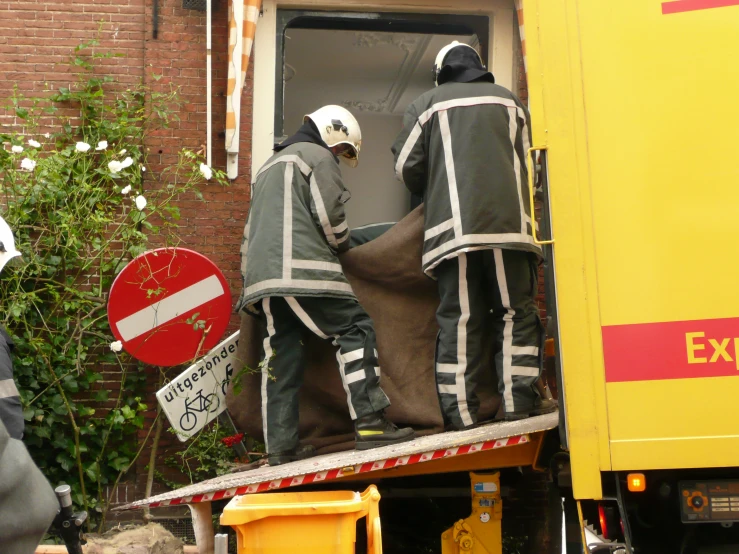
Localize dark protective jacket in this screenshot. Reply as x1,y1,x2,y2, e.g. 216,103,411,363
237,129,356,313
0,327,23,440
391,80,542,276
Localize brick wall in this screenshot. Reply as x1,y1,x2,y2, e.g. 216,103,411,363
1,0,251,505
0,1,146,97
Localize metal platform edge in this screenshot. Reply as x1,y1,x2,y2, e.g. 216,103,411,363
118,410,558,511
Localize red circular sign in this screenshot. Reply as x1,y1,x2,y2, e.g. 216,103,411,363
108,248,232,366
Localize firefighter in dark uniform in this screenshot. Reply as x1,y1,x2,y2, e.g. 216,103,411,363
392,42,556,430
237,106,415,465
0,216,59,552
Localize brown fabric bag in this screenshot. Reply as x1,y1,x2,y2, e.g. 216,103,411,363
226,206,502,454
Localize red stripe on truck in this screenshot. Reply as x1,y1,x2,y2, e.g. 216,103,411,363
603,317,739,382
662,0,739,14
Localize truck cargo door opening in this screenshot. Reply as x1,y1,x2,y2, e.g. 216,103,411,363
277,11,487,226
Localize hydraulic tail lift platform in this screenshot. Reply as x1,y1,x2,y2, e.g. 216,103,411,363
117,411,558,553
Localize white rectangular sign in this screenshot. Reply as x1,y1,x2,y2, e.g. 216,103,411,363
156,331,241,441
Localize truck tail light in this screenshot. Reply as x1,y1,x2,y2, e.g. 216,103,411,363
598,503,610,539
597,502,624,542
627,473,646,492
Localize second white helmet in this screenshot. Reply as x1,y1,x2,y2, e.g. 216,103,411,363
304,105,362,168
433,41,484,86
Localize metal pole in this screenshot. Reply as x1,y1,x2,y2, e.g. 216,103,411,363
215,533,229,554
54,484,87,554
206,0,213,167
153,0,159,39
189,502,216,554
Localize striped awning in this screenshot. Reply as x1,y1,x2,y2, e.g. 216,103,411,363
515,0,527,76
226,0,262,179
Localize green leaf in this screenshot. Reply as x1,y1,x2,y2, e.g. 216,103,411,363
56,453,74,472
110,457,130,472
35,426,51,439
85,462,100,482
62,375,79,393
93,390,110,402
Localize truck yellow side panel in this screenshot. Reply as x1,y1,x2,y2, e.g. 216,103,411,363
524,0,739,498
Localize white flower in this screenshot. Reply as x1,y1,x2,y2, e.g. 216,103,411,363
119,149,127,155
28,139,41,148
11,145,23,154
110,340,123,352
140,165,146,172
20,157,36,171
76,142,91,152
96,140,108,151
108,160,123,174
120,156,133,169
121,185,132,195
199,163,212,180
44,133,50,139
135,195,147,211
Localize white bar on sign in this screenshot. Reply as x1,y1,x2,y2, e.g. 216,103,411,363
116,275,225,341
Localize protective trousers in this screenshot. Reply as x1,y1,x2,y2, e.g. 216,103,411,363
435,249,543,428
258,296,390,454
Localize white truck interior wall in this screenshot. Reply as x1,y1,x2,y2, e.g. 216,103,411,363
253,0,517,176
284,108,407,227
343,115,408,227
283,27,476,226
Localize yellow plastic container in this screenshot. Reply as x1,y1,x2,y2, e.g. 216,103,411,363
220,485,382,554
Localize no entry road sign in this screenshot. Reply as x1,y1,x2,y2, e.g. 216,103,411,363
108,248,233,366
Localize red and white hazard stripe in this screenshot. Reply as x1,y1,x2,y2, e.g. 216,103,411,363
143,434,529,508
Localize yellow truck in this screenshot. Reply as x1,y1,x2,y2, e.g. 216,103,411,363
524,0,739,551
121,1,739,553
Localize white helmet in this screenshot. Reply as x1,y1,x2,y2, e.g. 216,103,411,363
433,41,484,86
304,105,362,168
0,216,21,274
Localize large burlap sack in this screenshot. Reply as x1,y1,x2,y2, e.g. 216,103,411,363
226,206,502,453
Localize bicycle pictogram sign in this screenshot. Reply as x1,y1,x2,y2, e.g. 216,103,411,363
156,332,241,441
179,390,221,432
